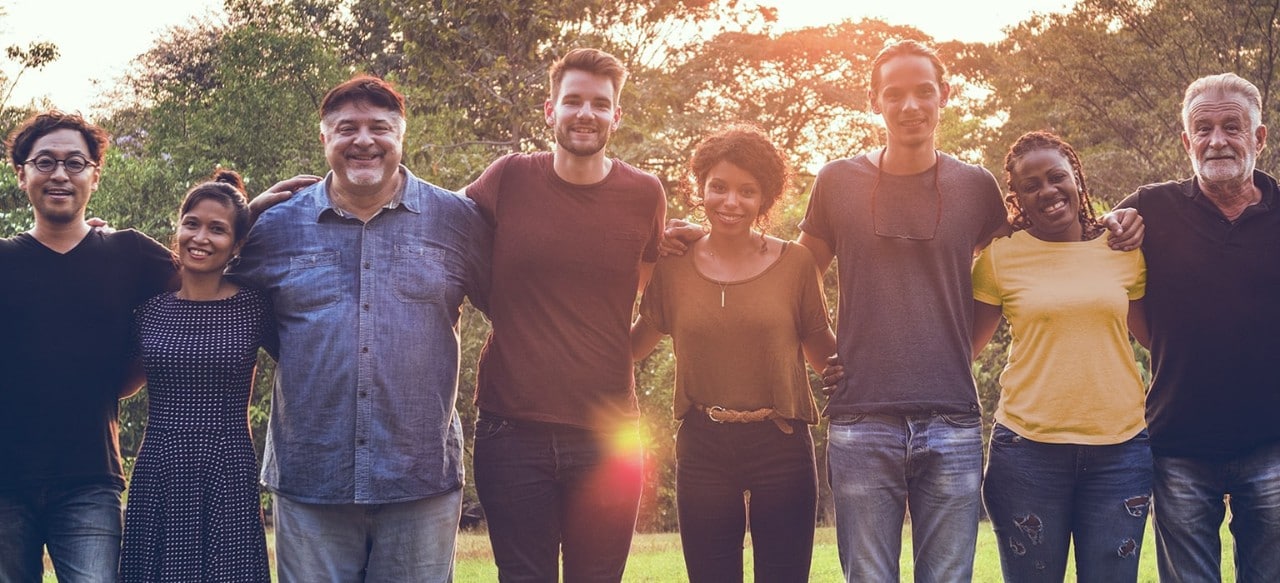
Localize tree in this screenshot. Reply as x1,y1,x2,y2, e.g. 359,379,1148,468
972,0,1280,203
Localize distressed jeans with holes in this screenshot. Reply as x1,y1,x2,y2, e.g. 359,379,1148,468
983,424,1153,583
827,412,983,583
1152,441,1280,583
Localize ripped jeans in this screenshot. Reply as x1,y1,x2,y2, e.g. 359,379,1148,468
983,424,1153,582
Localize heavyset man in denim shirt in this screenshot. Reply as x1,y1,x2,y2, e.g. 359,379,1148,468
228,76,491,582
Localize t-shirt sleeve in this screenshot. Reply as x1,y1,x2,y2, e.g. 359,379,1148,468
795,247,832,338
975,168,1009,245
129,229,177,302
642,177,666,264
1128,250,1147,300
463,154,512,227
797,166,835,247
638,260,671,334
972,243,1001,306
1115,190,1140,212
463,199,495,314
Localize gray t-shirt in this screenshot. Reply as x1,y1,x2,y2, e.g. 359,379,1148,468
799,152,1005,416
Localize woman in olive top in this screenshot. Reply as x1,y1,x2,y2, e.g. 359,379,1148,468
972,131,1151,582
631,124,836,583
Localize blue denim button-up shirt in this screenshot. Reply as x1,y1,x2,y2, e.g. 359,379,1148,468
228,168,491,504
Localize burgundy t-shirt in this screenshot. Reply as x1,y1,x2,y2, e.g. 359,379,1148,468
466,153,665,429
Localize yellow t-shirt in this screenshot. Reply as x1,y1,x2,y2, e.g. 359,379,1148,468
972,231,1146,444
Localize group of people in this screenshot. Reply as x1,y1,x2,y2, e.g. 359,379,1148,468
0,37,1274,583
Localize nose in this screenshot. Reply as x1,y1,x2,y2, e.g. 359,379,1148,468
1207,126,1230,148
574,103,593,119
49,162,71,181
354,127,374,146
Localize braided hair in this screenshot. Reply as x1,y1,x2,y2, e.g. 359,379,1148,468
1002,131,1102,239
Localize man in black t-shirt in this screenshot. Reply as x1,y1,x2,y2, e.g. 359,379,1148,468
0,111,174,582
1118,73,1280,582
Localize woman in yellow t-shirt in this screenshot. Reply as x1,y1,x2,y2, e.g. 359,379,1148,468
631,124,836,583
971,131,1151,582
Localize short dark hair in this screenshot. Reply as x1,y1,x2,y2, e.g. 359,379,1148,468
548,48,628,102
869,39,947,95
7,110,110,169
688,123,791,232
320,75,406,121
177,169,252,245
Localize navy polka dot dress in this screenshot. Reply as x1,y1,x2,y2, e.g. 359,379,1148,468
121,287,273,582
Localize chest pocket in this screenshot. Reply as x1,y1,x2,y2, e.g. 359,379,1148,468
282,251,342,311
393,245,446,303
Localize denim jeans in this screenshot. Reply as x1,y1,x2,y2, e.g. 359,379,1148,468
1153,441,1280,583
273,489,462,583
473,413,644,583
0,482,123,583
676,413,816,583
983,424,1153,582
826,412,983,582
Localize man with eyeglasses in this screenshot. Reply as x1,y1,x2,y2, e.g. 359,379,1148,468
0,110,175,581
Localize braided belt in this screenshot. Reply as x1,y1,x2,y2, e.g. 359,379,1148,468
694,404,794,434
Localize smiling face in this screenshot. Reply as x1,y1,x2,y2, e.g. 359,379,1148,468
321,100,404,195
870,54,950,150
1182,90,1266,189
18,128,100,226
546,69,621,159
1011,148,1084,242
177,197,241,275
702,161,766,236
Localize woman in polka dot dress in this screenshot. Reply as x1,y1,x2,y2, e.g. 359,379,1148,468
121,171,276,582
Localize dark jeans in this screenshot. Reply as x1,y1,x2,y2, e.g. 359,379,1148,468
0,482,123,583
983,424,1153,583
1153,441,1280,583
676,413,816,583
473,413,643,583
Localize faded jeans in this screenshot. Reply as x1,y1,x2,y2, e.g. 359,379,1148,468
983,424,1153,582
273,489,463,583
0,482,123,583
827,412,983,583
1153,441,1280,583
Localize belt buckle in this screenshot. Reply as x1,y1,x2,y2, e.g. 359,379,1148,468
706,405,726,423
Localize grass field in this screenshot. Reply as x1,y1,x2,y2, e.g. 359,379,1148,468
44,521,1234,581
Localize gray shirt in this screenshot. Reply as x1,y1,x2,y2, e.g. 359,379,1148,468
229,167,492,503
800,153,1005,416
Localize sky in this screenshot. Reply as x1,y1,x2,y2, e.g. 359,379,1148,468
2,0,1075,118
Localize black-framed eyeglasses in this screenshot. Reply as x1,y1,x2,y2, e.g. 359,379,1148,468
24,154,96,175
871,149,942,241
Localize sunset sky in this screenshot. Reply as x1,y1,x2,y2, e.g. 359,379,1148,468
2,0,1075,117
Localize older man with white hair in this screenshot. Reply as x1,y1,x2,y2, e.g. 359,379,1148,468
1119,72,1280,582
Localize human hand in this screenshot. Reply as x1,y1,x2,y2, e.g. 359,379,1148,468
658,219,706,256
250,175,322,221
820,353,844,397
86,217,115,234
1102,207,1144,251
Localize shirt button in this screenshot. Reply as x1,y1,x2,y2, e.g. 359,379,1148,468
364,262,371,269
362,304,370,311
361,346,369,353
357,438,366,446
358,391,368,398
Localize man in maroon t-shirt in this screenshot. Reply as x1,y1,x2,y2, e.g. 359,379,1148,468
463,48,666,582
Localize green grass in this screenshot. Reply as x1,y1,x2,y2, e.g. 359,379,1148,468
44,521,1234,582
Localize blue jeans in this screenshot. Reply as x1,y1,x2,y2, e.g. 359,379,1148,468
676,413,816,583
983,424,1153,582
827,412,983,582
1153,441,1280,583
273,489,462,583
0,482,123,583
473,413,644,583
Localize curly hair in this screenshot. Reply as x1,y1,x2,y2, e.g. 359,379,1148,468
7,110,111,169
687,123,791,237
1002,131,1101,239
